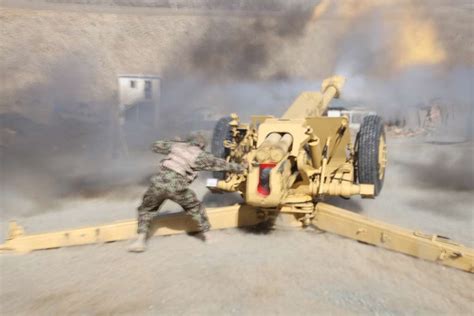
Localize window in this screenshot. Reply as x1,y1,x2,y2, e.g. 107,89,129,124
130,80,136,88
144,80,152,99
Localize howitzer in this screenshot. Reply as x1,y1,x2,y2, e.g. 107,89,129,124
1,76,472,273
209,76,383,211
204,75,472,272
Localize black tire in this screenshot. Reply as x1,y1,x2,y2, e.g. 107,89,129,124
211,117,233,179
356,115,386,196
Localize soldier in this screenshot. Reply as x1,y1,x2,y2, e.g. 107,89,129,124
128,134,245,252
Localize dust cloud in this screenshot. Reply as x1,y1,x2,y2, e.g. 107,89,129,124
1,56,154,218
331,1,472,124
1,0,472,219
1,2,319,217
400,148,474,192
156,3,319,136
189,7,314,80
158,0,473,138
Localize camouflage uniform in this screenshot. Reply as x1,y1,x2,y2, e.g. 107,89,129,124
137,140,244,235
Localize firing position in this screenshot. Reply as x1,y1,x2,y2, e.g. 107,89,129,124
128,135,244,252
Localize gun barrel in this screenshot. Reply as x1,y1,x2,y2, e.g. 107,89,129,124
320,85,338,112
282,75,346,119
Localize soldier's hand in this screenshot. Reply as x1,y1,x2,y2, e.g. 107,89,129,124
236,162,248,173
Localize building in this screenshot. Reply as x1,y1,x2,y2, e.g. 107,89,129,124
118,74,161,128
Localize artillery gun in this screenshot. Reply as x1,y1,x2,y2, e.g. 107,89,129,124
208,76,385,221
1,76,472,273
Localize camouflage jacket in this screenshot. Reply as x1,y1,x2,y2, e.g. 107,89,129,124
150,140,244,190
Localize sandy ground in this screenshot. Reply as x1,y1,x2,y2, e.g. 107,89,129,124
0,136,473,315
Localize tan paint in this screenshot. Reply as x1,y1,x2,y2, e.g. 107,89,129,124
219,76,364,205
313,203,474,273
0,205,261,254
2,202,472,273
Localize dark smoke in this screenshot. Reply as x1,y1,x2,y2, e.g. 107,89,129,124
156,5,317,137
1,2,319,218
400,150,474,192
0,57,155,218
156,77,318,138
190,20,269,80
1,0,472,220
401,145,474,220
188,7,314,80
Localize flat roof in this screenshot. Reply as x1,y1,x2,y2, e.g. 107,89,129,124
118,74,161,79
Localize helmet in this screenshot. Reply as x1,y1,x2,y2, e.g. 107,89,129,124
186,133,208,149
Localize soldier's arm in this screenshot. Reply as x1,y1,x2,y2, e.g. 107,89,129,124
193,151,245,173
151,141,174,154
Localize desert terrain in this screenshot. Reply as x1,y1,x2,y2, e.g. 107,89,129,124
1,137,474,315
1,0,473,315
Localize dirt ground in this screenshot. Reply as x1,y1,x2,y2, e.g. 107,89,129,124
1,136,473,315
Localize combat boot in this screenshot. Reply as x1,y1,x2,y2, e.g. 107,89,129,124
200,220,211,233
187,220,211,242
128,233,147,253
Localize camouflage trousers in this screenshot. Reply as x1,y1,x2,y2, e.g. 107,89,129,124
136,183,210,235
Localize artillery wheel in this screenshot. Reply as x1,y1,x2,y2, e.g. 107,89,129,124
356,115,387,196
211,116,233,179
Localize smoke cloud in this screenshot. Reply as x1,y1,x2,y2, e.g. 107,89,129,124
156,4,318,136
1,0,472,219
0,56,155,218
188,7,314,81
327,1,473,141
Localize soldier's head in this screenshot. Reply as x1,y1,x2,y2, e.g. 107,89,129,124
186,133,208,149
